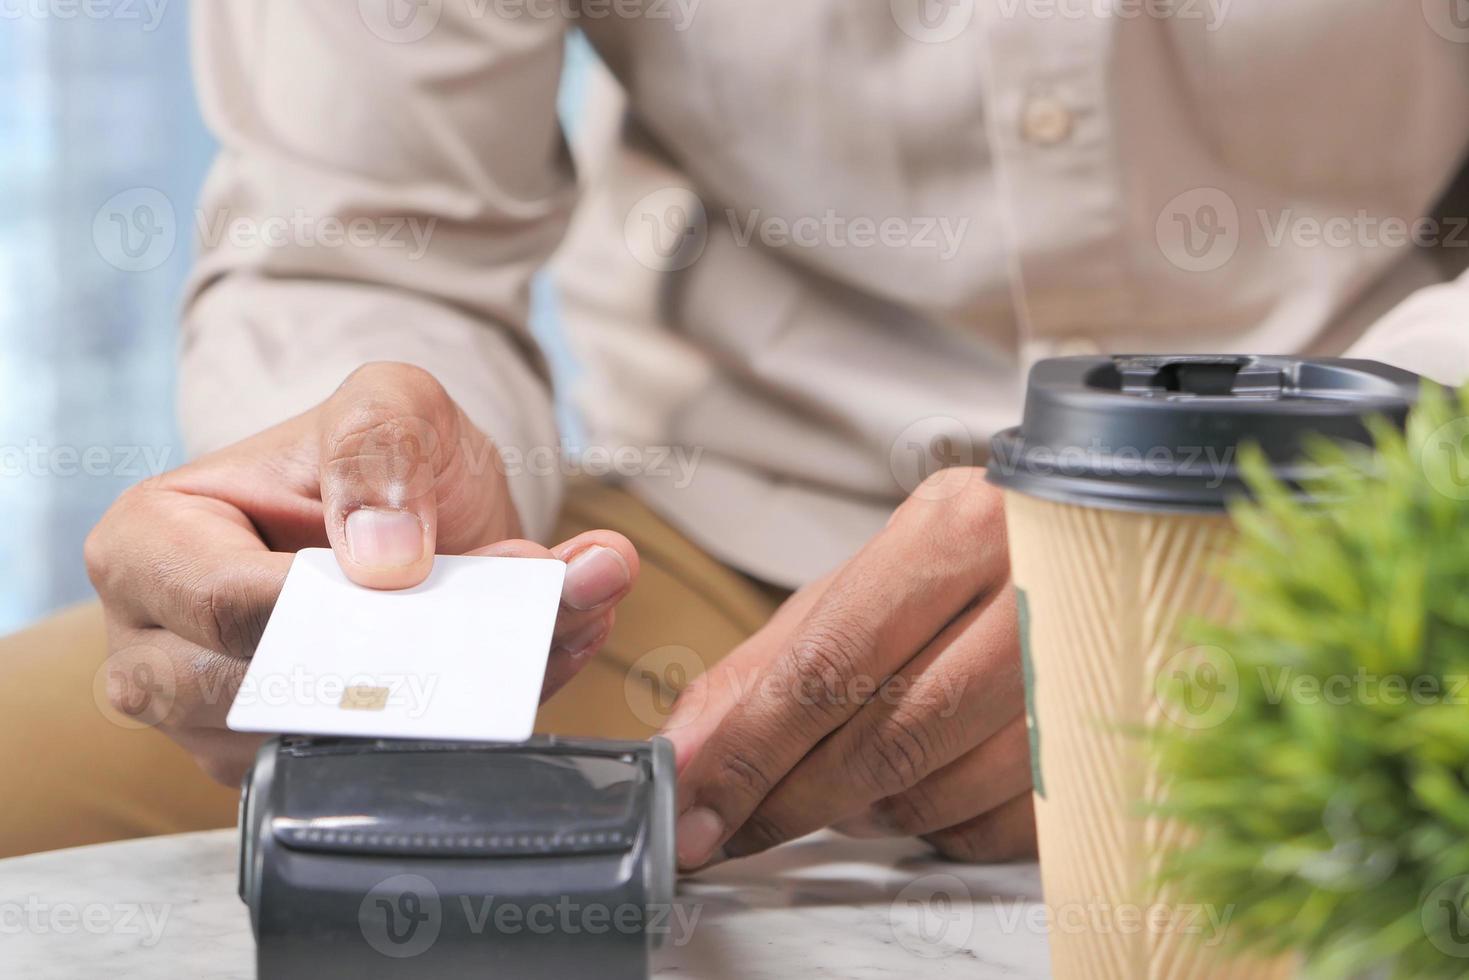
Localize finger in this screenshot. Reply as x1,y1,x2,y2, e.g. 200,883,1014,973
469,531,638,649
170,727,269,787
100,624,251,733
725,582,1022,855
156,416,328,553
95,622,265,785
86,486,292,660
468,531,639,701
921,791,1038,864
541,609,615,700
467,539,592,699
834,714,1030,839
550,530,639,614
673,478,1009,869
660,573,833,772
318,362,515,590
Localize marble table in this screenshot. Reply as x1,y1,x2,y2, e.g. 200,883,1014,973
1,829,1050,978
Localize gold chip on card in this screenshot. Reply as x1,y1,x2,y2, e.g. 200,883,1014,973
339,686,390,711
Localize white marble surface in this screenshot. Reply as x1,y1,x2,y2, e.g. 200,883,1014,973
0,830,1051,978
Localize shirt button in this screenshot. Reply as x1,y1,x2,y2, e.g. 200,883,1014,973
1021,95,1074,145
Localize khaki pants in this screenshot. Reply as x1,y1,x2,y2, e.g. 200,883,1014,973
0,481,786,858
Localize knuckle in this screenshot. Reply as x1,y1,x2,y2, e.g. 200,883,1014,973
181,649,246,723
323,402,452,500
338,363,455,432
326,412,427,460
666,674,708,725
733,808,793,855
900,467,1001,535
189,568,267,659
83,486,145,593
876,785,942,836
104,661,145,719
854,712,938,795
344,361,447,400
674,672,706,706
914,466,961,499
102,643,178,729
921,804,1036,864
784,619,872,721
104,681,128,719
713,746,778,803
924,827,987,863
953,475,1005,532
82,522,111,591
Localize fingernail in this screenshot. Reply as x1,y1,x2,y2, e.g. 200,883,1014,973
556,616,610,659
345,508,424,568
562,546,630,611
675,806,726,869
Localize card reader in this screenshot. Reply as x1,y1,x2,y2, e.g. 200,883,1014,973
238,735,676,979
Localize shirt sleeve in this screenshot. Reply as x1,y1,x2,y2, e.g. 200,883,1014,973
178,2,573,540
1345,265,1469,386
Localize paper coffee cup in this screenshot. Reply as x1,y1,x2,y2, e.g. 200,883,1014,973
987,355,1421,980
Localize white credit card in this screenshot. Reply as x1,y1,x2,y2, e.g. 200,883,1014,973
226,548,566,742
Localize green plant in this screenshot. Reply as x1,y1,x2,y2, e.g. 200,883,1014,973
1151,385,1469,979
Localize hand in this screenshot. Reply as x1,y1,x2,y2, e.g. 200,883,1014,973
664,468,1033,867
85,362,638,784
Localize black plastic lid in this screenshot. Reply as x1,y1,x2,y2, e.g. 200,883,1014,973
985,355,1422,513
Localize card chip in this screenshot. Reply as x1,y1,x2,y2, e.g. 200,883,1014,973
340,686,390,711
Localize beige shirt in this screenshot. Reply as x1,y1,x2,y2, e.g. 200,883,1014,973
182,2,1469,588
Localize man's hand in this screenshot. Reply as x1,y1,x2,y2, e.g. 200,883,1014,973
664,468,1032,867
85,362,638,784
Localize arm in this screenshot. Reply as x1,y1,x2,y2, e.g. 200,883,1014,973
83,4,643,785
180,1,574,538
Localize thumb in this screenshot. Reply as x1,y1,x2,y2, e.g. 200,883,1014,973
317,362,467,590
